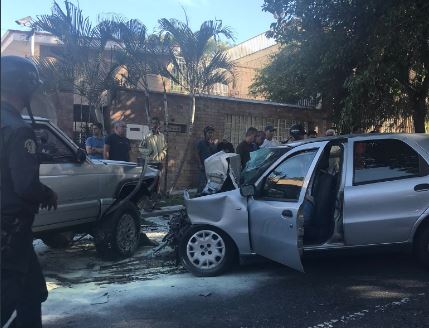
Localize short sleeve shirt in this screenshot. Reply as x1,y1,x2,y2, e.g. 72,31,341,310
105,133,131,161
85,136,105,159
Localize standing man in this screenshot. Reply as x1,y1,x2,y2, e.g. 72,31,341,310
255,131,266,149
140,117,167,209
1,56,58,327
260,125,280,148
197,126,218,193
104,121,131,161
236,127,258,169
288,124,306,142
140,117,167,163
85,122,104,160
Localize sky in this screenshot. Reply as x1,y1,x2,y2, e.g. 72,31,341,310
1,0,275,44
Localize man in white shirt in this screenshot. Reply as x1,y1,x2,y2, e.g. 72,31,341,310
260,125,280,148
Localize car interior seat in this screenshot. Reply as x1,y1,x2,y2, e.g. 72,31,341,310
304,150,338,244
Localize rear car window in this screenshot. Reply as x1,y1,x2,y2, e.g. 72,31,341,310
353,139,429,185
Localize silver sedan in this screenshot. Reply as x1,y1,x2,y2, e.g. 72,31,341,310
176,133,429,276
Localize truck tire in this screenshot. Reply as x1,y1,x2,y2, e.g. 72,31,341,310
41,232,75,249
94,201,141,260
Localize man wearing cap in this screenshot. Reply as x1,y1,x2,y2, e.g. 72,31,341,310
260,125,280,148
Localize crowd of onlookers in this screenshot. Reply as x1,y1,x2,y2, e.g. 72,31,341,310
84,119,383,194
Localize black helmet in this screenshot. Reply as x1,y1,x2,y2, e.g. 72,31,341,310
289,124,306,138
1,56,42,101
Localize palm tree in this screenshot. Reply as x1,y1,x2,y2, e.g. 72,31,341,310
31,0,120,136
158,18,235,193
105,18,167,123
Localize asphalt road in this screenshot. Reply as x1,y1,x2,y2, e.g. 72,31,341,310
43,250,429,328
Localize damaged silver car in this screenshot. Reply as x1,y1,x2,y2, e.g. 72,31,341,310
168,134,429,276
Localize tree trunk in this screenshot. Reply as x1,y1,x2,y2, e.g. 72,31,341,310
163,82,169,195
412,74,429,133
144,89,151,124
413,96,427,133
168,93,195,195
190,94,196,133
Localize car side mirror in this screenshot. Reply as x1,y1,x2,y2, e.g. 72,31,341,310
76,148,87,163
240,184,255,197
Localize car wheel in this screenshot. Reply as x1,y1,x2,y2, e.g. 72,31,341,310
415,222,429,269
41,232,75,249
94,201,141,259
179,226,237,277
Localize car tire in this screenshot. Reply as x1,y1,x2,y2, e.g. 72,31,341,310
41,232,75,249
414,222,429,269
94,201,141,260
179,225,237,277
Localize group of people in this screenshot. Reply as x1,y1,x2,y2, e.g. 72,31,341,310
195,123,310,192
85,116,168,166
85,121,131,162
87,117,166,164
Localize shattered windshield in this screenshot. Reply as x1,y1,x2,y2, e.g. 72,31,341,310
241,147,290,185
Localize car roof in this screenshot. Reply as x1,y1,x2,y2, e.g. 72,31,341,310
274,133,428,147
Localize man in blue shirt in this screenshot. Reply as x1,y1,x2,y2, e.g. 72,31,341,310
85,123,104,160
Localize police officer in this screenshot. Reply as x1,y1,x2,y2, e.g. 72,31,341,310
1,56,58,327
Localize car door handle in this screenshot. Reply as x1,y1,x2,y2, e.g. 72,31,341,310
282,210,293,217
414,184,429,192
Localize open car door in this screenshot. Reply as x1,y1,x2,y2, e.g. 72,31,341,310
247,145,325,271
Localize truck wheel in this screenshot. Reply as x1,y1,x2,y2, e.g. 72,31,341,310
94,201,141,259
414,223,429,269
41,232,75,249
179,225,237,277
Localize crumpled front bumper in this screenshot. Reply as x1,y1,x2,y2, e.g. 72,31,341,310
161,209,190,248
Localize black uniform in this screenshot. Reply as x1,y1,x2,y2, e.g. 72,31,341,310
1,102,53,327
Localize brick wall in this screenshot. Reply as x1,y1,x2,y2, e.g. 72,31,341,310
109,90,328,190
32,91,74,137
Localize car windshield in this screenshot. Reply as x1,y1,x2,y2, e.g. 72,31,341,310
241,147,290,185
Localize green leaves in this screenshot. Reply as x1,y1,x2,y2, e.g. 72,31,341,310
258,0,429,132
31,0,121,112
158,18,235,94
